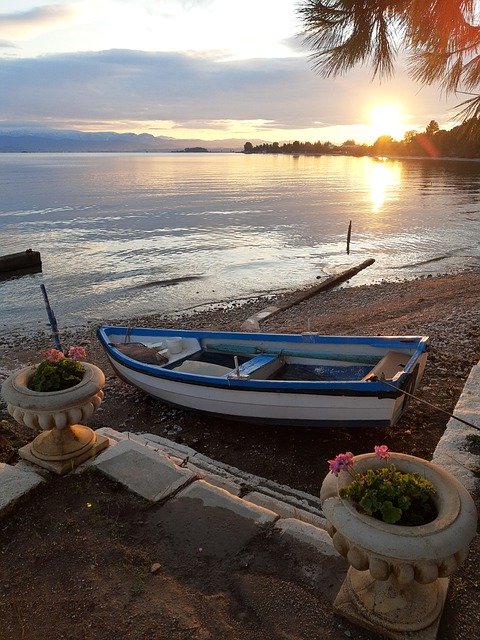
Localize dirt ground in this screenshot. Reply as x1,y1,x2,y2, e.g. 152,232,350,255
1,270,479,639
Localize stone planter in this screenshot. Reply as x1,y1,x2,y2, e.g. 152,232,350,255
320,452,477,640
1,363,109,473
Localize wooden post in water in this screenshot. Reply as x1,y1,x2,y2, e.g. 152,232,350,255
346,220,352,255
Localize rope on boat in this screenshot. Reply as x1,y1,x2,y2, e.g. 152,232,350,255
368,375,480,433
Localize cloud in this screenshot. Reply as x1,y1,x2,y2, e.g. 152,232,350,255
0,49,335,126
0,40,17,49
0,4,76,40
0,48,457,138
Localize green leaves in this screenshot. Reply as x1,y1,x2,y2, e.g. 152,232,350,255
299,0,480,122
29,358,85,392
340,465,436,525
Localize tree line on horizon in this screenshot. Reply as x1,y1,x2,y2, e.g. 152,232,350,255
244,117,480,159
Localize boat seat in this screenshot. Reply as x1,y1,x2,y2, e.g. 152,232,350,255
227,354,283,380
172,360,233,377
362,351,409,381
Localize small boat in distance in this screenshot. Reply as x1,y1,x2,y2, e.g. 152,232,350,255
97,326,429,428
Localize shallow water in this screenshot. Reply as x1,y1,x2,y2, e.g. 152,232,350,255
1,152,479,332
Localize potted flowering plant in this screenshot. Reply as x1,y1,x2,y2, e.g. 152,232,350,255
1,346,108,473
320,445,477,639
29,346,88,392
328,445,436,525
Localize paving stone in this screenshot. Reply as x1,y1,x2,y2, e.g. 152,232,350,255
275,518,336,553
94,430,325,516
95,426,123,442
176,480,277,520
93,439,195,501
147,480,278,558
256,481,324,511
273,518,347,602
187,465,242,496
14,459,51,478
244,491,327,529
189,452,263,485
133,432,197,458
0,463,44,518
432,368,480,494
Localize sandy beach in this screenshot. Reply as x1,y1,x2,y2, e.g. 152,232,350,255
1,268,479,494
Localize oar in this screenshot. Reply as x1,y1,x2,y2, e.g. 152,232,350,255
40,284,63,351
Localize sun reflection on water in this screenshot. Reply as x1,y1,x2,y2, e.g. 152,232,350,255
368,160,402,213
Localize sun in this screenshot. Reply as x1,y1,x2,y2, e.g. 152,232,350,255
369,104,405,141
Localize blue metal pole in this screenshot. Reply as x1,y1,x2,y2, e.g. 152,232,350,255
40,284,63,351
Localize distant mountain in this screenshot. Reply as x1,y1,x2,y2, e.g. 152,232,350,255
0,128,265,153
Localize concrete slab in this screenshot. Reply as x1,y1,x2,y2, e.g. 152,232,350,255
187,466,242,496
94,440,195,501
188,451,263,485
146,480,278,558
432,362,480,494
256,481,324,513
273,519,347,602
94,430,324,519
275,518,337,556
245,491,328,529
0,463,44,518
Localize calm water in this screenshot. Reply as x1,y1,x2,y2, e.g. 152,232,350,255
1,152,479,332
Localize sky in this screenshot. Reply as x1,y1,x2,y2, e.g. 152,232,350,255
0,0,462,144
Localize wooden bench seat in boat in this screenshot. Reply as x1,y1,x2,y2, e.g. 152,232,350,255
227,354,284,380
362,351,409,381
170,360,233,377
167,354,283,379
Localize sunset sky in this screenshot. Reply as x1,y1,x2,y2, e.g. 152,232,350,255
1,0,461,144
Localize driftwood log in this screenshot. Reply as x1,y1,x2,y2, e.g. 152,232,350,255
241,259,375,331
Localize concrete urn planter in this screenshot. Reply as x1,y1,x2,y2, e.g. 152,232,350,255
320,452,477,640
1,363,108,473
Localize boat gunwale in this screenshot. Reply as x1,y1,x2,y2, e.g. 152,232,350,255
97,326,428,397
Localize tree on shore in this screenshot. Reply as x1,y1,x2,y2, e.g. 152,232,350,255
425,120,440,138
244,116,480,158
299,1,480,120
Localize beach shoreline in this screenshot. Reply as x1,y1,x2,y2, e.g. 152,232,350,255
1,268,479,495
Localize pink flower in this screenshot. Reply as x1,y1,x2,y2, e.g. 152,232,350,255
328,452,354,476
67,346,87,361
374,444,389,459
44,348,65,362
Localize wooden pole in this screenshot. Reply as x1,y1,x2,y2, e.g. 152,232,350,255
346,220,352,254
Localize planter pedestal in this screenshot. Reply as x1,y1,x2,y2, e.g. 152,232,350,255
19,425,109,475
334,568,449,640
2,363,109,474
320,452,477,640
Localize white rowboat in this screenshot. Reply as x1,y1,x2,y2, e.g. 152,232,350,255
97,326,429,427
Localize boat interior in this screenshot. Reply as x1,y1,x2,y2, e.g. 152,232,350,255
111,335,410,383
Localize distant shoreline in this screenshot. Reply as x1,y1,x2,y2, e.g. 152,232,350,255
3,151,480,162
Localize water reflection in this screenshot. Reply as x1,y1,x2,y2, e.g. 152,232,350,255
367,160,402,213
1,153,479,332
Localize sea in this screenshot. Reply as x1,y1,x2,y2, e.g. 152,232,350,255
1,152,479,333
